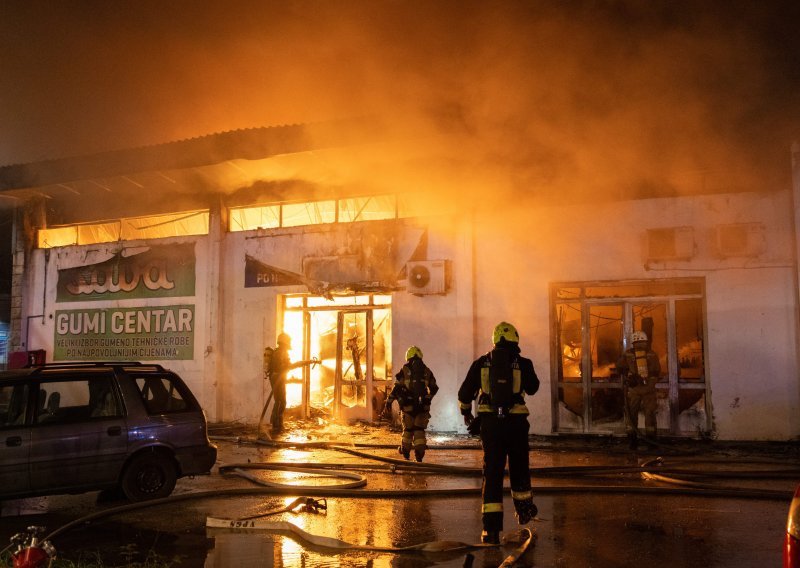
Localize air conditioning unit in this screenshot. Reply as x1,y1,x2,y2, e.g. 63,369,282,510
712,223,766,258
406,260,449,295
646,227,695,261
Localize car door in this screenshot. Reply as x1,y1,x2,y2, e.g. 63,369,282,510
29,372,128,492
0,382,32,496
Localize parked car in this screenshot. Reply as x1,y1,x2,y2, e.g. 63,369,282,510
785,484,800,567
0,362,217,502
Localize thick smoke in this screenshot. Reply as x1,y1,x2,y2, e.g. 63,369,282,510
0,1,798,207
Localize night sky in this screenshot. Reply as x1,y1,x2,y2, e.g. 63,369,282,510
1,1,798,197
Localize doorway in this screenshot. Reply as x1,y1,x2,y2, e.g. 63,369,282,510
280,294,392,423
552,279,710,437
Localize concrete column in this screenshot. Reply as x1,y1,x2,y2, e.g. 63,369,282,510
8,206,24,353
205,200,227,422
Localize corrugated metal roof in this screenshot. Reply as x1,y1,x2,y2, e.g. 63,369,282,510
0,117,382,192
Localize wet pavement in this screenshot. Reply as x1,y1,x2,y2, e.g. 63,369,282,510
1,419,798,567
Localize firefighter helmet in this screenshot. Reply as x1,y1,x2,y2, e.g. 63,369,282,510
492,322,519,345
405,345,423,360
277,333,292,347
631,330,648,344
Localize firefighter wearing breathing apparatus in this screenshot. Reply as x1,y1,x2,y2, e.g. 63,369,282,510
268,332,316,434
457,322,540,545
616,330,661,450
383,346,439,462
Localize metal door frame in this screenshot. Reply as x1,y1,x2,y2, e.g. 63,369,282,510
334,309,374,420
551,279,710,436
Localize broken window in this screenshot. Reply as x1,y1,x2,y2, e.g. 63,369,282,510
282,201,336,227
552,279,709,437
38,210,209,248
229,205,280,231
339,195,396,222
280,294,392,423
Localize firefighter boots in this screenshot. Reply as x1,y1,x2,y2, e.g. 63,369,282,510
414,447,425,462
398,446,411,460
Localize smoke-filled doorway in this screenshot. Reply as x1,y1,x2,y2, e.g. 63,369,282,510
281,294,392,424
551,279,710,437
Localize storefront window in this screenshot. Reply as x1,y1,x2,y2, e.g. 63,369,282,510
552,278,709,437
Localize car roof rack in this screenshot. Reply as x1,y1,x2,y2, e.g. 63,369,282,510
31,362,166,371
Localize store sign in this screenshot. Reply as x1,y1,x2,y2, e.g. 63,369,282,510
53,305,195,361
56,243,196,303
244,255,305,287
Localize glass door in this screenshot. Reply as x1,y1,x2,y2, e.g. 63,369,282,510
629,302,670,432
589,304,624,431
282,294,393,424
552,280,710,437
336,311,371,421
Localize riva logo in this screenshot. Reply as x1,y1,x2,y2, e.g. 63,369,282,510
56,244,196,303
65,260,175,295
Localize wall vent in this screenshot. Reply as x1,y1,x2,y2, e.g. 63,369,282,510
712,223,766,258
406,260,449,295
646,227,695,261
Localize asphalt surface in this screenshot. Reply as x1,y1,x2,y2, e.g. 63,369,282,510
1,419,798,567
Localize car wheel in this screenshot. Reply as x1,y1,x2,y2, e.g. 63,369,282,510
121,453,177,501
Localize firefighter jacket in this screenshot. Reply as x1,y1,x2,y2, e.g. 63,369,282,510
387,358,439,412
269,345,292,387
616,346,661,388
458,342,539,416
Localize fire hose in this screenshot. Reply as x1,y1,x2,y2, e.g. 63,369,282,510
4,439,796,568
205,498,525,554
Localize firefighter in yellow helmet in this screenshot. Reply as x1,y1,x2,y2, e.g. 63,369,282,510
457,322,540,544
616,330,661,449
383,346,439,462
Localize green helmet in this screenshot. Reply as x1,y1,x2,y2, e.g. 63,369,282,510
405,346,423,360
492,322,519,345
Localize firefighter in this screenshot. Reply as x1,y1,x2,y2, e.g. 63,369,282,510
616,330,661,449
268,332,315,434
383,346,439,462
458,322,540,545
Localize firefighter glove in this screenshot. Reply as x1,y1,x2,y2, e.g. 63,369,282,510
514,498,538,525
625,374,643,388
467,414,482,436
463,412,475,427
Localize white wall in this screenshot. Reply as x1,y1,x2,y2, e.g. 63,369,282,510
22,237,213,410
464,189,799,440
21,188,800,440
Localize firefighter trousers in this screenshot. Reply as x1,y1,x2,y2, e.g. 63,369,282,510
400,409,431,453
479,414,531,532
626,384,657,437
269,377,286,430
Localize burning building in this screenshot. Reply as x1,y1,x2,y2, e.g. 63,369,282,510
0,119,799,441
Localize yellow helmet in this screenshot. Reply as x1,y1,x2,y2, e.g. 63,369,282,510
405,346,423,360
277,333,292,347
492,322,519,345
